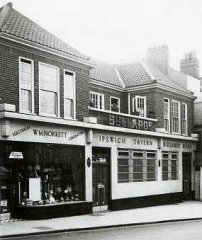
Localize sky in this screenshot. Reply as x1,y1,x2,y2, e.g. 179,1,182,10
0,0,202,72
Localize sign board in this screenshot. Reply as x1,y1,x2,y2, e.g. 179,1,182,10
9,152,23,159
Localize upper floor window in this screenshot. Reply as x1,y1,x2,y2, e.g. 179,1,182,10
39,63,60,117
171,100,180,134
163,98,170,132
90,92,104,110
110,97,120,112
64,71,75,119
132,96,146,117
182,103,188,135
19,57,34,113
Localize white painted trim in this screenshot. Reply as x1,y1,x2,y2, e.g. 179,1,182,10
1,33,95,69
90,79,123,91
0,111,198,141
181,102,188,136
110,96,120,113
163,98,170,133
90,91,105,110
63,69,76,119
89,106,157,122
128,92,131,114
171,100,181,135
19,56,34,114
38,62,60,117
115,67,125,88
132,95,147,117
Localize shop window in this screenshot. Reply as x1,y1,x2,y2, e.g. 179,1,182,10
90,92,104,110
182,103,187,135
118,150,157,183
19,57,34,113
171,100,180,134
39,63,60,117
162,152,178,180
64,71,75,118
132,96,146,117
14,143,85,206
110,97,120,112
163,98,170,132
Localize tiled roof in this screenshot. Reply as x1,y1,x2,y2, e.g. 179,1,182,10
0,3,90,61
147,63,192,94
117,62,152,88
90,64,123,87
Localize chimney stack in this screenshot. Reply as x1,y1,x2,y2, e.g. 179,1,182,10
146,45,169,74
180,51,199,79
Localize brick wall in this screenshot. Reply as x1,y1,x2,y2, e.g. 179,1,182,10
0,38,91,121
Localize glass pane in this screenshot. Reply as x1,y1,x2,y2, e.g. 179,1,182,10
64,98,73,118
133,159,143,165
133,151,143,158
162,172,168,180
133,173,143,181
118,166,129,172
133,166,143,172
118,159,129,165
64,72,74,99
118,173,129,183
21,89,31,112
118,151,129,157
40,64,58,91
40,90,57,115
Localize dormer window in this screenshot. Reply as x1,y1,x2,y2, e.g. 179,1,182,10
90,92,104,110
132,96,146,117
110,97,120,112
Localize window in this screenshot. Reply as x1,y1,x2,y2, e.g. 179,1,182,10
39,63,59,116
171,100,180,134
19,58,34,113
64,71,75,118
110,97,120,112
90,92,104,110
182,103,187,135
163,98,170,132
133,96,146,117
162,152,178,180
118,150,157,183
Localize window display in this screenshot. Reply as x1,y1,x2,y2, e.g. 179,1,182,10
4,142,85,206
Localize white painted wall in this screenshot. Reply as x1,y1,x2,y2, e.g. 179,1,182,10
187,75,202,102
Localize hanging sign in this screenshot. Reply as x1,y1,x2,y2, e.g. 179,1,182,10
9,152,23,159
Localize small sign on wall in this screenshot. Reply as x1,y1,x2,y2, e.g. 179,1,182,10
9,152,23,159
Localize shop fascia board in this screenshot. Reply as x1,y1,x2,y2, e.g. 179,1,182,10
0,111,198,142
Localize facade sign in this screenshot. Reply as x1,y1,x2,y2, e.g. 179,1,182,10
9,152,23,159
163,141,181,149
95,132,157,149
109,114,154,131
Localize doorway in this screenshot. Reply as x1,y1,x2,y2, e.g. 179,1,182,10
182,152,192,200
92,148,110,211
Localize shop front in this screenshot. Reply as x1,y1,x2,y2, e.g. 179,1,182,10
92,131,197,211
0,120,92,220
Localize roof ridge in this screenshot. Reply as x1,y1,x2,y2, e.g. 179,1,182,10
115,66,125,88
0,2,12,30
141,60,155,81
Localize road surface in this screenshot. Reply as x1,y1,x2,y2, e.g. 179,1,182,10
2,220,202,240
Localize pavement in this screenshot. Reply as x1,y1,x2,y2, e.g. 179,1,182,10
1,201,202,238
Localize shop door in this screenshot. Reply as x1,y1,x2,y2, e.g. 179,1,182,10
92,148,110,211
182,153,192,200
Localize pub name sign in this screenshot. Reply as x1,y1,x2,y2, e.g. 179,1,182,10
109,114,154,131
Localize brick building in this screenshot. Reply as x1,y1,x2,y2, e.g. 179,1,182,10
0,3,198,221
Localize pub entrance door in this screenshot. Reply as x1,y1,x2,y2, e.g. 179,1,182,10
182,152,192,200
92,148,110,212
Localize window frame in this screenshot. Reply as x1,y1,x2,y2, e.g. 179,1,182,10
39,62,60,117
19,57,34,114
181,103,188,135
110,96,120,112
132,96,147,117
163,98,170,132
63,69,76,119
171,100,181,134
90,91,104,110
162,151,178,181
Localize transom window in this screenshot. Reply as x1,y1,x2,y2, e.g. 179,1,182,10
118,150,157,183
19,58,34,113
181,103,187,135
110,97,120,112
90,92,104,110
64,71,75,119
162,152,178,180
171,100,180,134
163,98,170,132
132,96,146,117
39,63,60,117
